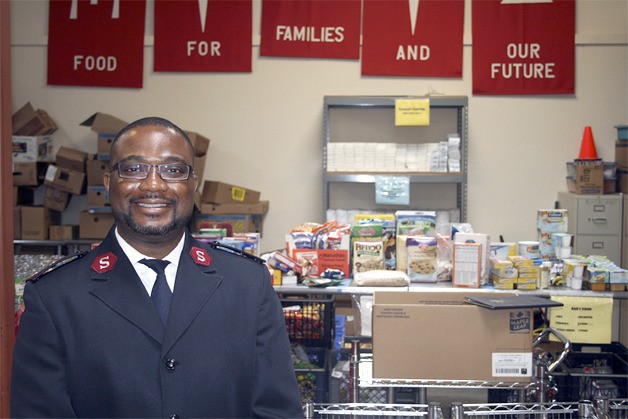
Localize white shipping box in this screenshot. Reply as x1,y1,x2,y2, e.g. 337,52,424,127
12,136,53,162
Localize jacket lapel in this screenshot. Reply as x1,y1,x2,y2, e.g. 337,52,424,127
163,234,222,353
88,230,165,343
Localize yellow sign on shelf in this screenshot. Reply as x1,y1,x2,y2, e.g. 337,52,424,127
395,99,430,126
549,296,613,344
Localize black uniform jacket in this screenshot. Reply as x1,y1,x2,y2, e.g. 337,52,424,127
11,228,303,418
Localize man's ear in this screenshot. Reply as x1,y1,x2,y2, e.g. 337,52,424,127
192,173,199,191
103,171,110,193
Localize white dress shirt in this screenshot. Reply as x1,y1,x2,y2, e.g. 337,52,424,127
115,228,186,295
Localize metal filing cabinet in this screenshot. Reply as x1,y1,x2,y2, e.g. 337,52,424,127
624,195,628,269
557,192,624,266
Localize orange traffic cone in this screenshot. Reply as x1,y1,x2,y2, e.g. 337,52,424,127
578,126,599,160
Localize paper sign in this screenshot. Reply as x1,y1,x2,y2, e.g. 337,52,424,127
375,176,410,205
395,99,430,126
549,296,613,344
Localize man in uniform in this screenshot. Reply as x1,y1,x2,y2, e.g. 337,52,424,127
11,117,303,418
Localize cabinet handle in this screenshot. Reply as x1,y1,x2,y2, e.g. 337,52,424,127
591,218,607,224
592,242,604,249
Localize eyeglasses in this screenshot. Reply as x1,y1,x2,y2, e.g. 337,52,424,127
111,162,193,181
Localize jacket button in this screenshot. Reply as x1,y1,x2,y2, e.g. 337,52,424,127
169,415,179,419
165,358,176,370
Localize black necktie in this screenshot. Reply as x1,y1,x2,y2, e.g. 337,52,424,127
140,259,172,325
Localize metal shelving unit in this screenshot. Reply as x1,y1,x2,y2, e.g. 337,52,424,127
322,95,469,222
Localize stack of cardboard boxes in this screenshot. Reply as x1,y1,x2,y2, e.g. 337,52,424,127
195,180,269,235
14,111,211,242
13,103,58,241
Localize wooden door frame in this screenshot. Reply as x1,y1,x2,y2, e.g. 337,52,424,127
0,0,15,416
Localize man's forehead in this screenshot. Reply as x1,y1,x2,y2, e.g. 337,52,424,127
112,126,193,159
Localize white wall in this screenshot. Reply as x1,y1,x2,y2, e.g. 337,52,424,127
10,0,628,253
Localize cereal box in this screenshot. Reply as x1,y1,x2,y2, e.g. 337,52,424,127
406,236,437,283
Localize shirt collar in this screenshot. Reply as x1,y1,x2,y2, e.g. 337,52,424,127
115,228,186,269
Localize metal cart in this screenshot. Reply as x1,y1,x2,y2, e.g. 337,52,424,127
304,398,628,419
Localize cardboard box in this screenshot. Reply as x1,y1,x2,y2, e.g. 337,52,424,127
186,131,210,181
87,186,111,211
81,112,128,158
14,207,21,239
55,146,88,173
619,168,628,194
21,206,60,240
49,225,78,241
97,136,115,158
13,186,35,206
12,102,57,136
44,165,86,195
566,161,604,194
372,292,533,382
12,162,48,186
201,180,261,204
87,157,109,185
79,211,115,239
617,141,628,168
44,185,70,212
195,214,263,234
199,201,269,215
12,135,53,162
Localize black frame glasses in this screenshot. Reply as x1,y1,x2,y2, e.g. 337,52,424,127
111,162,193,181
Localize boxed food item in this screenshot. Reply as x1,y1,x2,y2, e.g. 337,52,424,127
201,180,261,205
55,146,88,173
372,291,533,381
453,242,482,287
12,136,53,162
43,165,86,195
406,236,438,283
286,233,351,277
537,209,568,257
79,211,115,239
352,240,385,274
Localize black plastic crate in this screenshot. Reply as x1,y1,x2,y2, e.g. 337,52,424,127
555,342,628,402
280,295,335,348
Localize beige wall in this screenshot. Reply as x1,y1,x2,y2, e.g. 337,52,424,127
10,0,628,253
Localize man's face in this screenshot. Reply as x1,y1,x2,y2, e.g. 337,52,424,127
103,125,198,243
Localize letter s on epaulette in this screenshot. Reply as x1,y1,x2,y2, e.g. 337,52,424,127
26,251,89,283
208,242,266,265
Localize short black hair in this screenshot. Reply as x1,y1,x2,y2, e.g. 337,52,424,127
110,116,194,164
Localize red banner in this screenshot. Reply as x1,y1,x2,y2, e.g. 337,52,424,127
260,0,361,59
472,0,575,95
154,0,252,72
47,0,146,88
361,0,464,77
